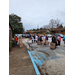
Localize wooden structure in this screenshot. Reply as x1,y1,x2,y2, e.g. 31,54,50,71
9,22,13,42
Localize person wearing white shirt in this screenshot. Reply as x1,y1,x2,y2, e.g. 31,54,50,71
35,35,38,42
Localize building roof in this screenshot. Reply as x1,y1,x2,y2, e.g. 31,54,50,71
51,28,65,31
9,21,14,30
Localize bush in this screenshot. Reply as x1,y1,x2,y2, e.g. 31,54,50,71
9,46,12,51
12,40,15,46
9,41,14,52
10,42,12,46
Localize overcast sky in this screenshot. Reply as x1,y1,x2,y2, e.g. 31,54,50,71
9,0,65,30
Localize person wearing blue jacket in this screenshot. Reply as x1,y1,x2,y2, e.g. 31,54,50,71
63,36,65,44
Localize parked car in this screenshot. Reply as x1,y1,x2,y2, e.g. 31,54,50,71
25,34,27,38
46,34,52,37
27,34,30,38
18,34,22,38
22,34,25,37
15,34,22,38
58,34,64,38
15,34,18,37
55,33,64,38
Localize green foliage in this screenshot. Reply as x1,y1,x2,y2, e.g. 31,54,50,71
9,41,14,51
33,28,38,31
33,29,36,31
40,28,43,30
9,46,12,51
37,28,39,30
9,13,24,34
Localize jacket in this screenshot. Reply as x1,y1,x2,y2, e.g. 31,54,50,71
40,37,42,41
57,36,61,41
15,37,18,41
46,36,48,40
63,36,65,41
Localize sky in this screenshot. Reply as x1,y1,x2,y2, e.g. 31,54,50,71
9,0,65,31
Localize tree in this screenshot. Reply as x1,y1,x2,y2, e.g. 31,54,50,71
9,13,24,34
50,19,57,29
58,24,63,28
40,28,43,30
56,19,60,28
37,28,39,31
42,19,57,33
42,19,64,34
33,29,36,31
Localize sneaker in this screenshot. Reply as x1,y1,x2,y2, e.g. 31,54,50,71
41,45,43,47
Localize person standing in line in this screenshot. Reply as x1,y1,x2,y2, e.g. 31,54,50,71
51,35,56,48
43,35,46,45
46,35,48,45
40,36,43,47
15,36,18,46
43,35,46,40
63,35,65,44
46,35,48,40
31,35,34,43
35,35,38,42
33,35,35,42
57,35,61,46
52,35,55,43
38,35,40,41
54,35,57,47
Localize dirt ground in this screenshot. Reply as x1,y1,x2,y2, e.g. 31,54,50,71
9,44,36,75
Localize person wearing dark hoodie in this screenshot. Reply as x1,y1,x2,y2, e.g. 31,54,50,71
33,35,35,42
52,35,55,43
40,36,43,47
52,35,57,48
46,35,48,41
45,35,48,45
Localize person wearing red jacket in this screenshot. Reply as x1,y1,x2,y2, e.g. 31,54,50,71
57,35,61,46
15,36,18,46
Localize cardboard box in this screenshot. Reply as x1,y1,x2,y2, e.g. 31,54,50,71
42,39,45,44
19,39,22,43
37,41,40,45
19,43,23,48
46,40,49,45
19,36,23,48
50,42,55,49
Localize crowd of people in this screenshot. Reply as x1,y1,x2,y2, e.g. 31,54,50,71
13,34,65,49
30,34,64,48
30,34,49,47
